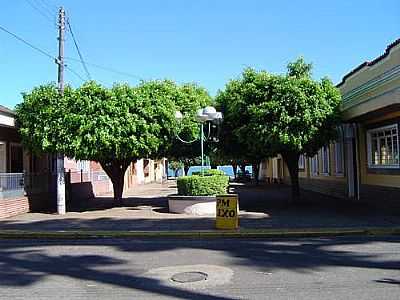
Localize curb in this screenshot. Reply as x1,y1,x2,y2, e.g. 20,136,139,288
0,227,400,239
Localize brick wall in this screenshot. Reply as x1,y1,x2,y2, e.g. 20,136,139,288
0,197,30,218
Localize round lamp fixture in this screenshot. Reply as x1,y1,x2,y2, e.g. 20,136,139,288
196,108,209,122
203,106,217,119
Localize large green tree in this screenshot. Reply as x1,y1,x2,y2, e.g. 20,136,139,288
217,58,342,200
16,80,180,204
215,72,271,182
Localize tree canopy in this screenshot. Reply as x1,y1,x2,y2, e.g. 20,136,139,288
16,80,205,204
216,58,342,199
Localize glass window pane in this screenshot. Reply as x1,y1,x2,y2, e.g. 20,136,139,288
371,138,378,165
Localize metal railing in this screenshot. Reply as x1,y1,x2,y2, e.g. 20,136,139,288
0,173,24,192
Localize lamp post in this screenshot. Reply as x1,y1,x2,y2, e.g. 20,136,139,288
175,106,223,175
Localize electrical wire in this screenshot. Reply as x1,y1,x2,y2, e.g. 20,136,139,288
65,65,86,82
0,23,85,86
35,0,58,17
0,24,55,60
0,22,143,85
64,57,143,80
24,0,55,24
66,19,91,80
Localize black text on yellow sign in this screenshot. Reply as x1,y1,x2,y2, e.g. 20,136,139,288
215,194,239,230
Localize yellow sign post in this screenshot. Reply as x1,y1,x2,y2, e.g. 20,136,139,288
216,194,239,230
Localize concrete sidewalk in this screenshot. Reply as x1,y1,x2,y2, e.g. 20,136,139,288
0,181,399,235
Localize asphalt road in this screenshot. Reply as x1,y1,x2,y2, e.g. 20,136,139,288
0,236,399,299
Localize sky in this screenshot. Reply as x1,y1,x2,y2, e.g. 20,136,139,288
0,0,399,108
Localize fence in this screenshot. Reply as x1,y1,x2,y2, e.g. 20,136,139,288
0,173,25,200
0,173,24,192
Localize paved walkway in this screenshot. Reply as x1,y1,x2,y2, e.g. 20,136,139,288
1,181,399,231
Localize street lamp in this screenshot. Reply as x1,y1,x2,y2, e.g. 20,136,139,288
175,106,223,175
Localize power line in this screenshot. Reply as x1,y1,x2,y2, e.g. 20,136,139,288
66,20,91,80
36,0,58,17
24,0,55,25
64,57,143,80
0,22,85,86
0,23,144,85
0,24,55,60
65,65,86,82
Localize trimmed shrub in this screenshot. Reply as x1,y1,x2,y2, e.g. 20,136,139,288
191,169,225,176
205,169,226,176
177,174,229,196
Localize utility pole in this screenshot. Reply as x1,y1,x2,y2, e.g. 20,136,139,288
55,7,66,214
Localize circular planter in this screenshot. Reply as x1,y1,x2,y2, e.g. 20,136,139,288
168,195,216,216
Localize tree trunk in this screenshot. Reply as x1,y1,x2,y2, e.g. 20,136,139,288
282,152,300,204
100,159,131,206
232,161,238,179
239,164,246,175
252,163,260,185
184,165,190,176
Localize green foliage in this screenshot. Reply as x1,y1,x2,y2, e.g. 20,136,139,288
191,169,225,176
16,81,179,161
168,160,184,172
216,58,342,199
216,59,342,159
287,57,312,78
15,80,198,203
215,69,271,166
177,174,229,196
204,169,226,176
168,83,212,162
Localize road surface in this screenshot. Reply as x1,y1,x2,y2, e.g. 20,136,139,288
1,236,399,299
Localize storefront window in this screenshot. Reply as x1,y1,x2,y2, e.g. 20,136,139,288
368,124,399,167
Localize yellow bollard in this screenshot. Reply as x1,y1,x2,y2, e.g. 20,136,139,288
215,194,239,230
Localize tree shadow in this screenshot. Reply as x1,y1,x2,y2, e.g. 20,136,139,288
0,246,234,299
67,196,171,213
374,278,400,285
0,236,399,298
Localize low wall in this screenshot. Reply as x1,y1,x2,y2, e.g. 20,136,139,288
0,197,30,219
68,182,95,209
168,195,216,216
92,180,112,196
298,177,348,200
360,184,400,211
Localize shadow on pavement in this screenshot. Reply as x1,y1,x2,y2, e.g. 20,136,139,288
0,236,399,298
1,183,400,231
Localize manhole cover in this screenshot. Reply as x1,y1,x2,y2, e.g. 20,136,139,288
171,271,208,283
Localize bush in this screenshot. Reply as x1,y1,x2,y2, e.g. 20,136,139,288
191,169,225,176
205,169,226,176
177,174,229,196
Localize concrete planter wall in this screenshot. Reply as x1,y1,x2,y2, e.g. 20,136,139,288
168,195,216,216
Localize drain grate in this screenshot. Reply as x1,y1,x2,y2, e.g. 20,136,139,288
171,271,208,283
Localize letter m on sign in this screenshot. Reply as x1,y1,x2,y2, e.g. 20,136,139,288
221,199,230,207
